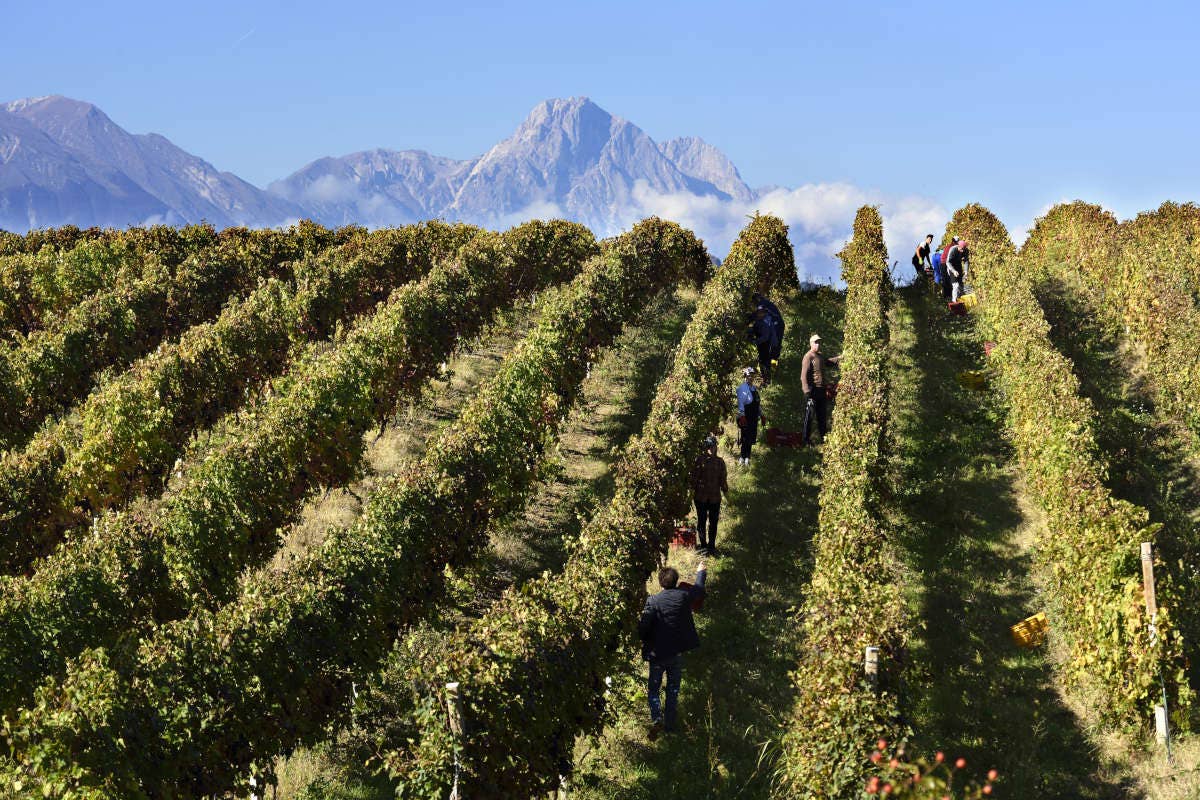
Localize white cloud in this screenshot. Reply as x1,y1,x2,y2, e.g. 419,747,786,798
622,180,947,285
303,175,361,205
284,175,947,286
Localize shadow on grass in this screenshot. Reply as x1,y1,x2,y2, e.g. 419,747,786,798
1035,275,1200,689
571,288,846,799
472,286,702,601
893,283,1139,799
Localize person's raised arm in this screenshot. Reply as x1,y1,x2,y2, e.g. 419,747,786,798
693,561,707,594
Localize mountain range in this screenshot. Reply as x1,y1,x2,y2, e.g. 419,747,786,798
0,95,760,236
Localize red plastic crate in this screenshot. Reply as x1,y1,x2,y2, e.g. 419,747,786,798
670,525,696,548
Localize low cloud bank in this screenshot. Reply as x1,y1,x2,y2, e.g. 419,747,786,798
598,181,945,285
286,176,948,286
629,182,946,285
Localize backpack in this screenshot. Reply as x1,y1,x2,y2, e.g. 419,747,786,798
745,386,762,420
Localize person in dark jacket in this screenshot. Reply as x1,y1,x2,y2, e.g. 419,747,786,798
939,237,959,299
639,562,707,737
912,234,934,276
946,238,969,302
736,367,766,464
749,308,780,385
690,435,729,555
753,292,785,367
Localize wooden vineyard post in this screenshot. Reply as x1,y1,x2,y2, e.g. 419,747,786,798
1142,542,1158,619
864,646,880,692
447,682,465,800
1142,542,1172,760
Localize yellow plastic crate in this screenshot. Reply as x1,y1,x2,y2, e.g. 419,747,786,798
956,370,988,391
959,292,978,309
1010,612,1048,648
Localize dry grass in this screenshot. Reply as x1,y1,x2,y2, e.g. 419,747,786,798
271,287,699,798
269,295,542,569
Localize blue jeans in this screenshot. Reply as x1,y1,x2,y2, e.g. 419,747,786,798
647,654,683,729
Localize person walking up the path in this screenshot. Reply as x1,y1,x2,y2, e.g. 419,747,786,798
946,237,969,302
736,367,766,464
912,234,935,277
639,561,707,738
801,334,841,445
690,434,728,556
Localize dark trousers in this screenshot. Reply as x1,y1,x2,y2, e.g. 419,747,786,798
739,418,758,458
648,654,683,729
803,390,828,443
695,500,721,548
756,342,773,382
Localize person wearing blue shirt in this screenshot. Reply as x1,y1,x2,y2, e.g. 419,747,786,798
736,367,766,465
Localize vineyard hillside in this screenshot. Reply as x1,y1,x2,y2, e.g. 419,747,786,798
1,206,1200,800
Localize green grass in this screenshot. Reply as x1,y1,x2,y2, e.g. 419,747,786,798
455,285,701,608
274,286,702,798
570,287,844,799
276,278,1200,799
889,283,1137,798
1032,273,1200,799
271,292,544,566
1034,273,1200,671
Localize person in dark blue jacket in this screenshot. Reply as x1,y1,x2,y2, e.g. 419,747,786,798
750,308,780,385
753,292,785,371
639,561,707,737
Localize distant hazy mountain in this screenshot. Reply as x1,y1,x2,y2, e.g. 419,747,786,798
268,149,475,227
0,94,760,236
1,95,302,230
445,97,739,229
270,97,758,232
659,136,755,202
0,108,168,231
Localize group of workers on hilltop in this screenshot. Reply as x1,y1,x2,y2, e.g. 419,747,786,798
640,290,841,739
913,234,971,301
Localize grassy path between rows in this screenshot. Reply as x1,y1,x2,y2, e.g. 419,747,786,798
274,287,698,797
1033,274,1200,799
571,287,844,799
890,284,1136,799
273,293,542,564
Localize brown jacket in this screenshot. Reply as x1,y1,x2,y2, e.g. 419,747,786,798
691,452,728,504
801,350,828,394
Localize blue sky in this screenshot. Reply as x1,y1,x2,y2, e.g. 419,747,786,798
4,0,1198,250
